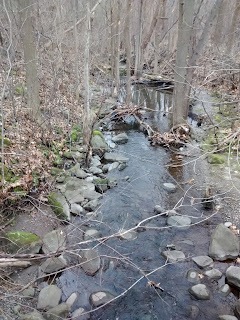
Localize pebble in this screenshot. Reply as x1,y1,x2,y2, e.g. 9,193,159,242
163,182,177,192
189,284,210,300
192,256,213,268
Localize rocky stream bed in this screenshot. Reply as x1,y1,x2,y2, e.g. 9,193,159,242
1,86,240,320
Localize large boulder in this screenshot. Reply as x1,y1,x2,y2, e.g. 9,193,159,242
37,285,62,310
226,266,240,289
209,224,239,261
4,231,40,253
192,256,213,269
48,192,70,221
42,230,66,254
91,135,109,153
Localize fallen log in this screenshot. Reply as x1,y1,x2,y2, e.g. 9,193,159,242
0,258,31,268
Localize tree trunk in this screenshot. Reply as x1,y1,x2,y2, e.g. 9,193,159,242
82,1,92,162
73,0,80,100
172,0,195,127
134,0,143,78
125,0,132,104
227,1,240,54
114,0,121,96
18,0,41,123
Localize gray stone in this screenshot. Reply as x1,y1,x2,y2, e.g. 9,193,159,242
80,249,101,275
22,287,35,298
82,189,102,201
236,300,240,319
70,164,88,179
219,284,231,296
192,256,213,269
37,285,62,310
13,305,21,314
108,162,119,171
162,250,185,262
167,215,191,229
189,284,210,300
64,189,84,204
163,182,177,192
70,203,84,215
118,229,137,241
49,192,71,220
72,308,89,320
66,292,80,311
209,224,239,261
166,209,178,216
83,199,99,211
91,135,109,152
40,255,67,273
118,163,127,171
84,229,102,241
89,291,115,307
45,303,70,320
104,152,129,163
226,266,240,289
189,305,200,319
186,269,200,283
154,205,164,214
89,166,103,175
42,230,66,254
204,268,222,280
90,157,102,168
219,316,238,320
102,164,110,173
112,133,128,144
20,312,45,320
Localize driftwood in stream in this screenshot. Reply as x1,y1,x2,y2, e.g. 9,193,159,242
112,105,190,147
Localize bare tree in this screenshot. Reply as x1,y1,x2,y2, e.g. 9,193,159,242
18,0,42,124
134,0,143,78
125,0,132,104
172,0,195,127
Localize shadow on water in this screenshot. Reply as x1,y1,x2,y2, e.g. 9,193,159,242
58,85,234,320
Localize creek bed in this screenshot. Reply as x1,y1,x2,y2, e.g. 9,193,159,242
57,86,236,319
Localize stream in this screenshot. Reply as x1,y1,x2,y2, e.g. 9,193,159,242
57,85,236,319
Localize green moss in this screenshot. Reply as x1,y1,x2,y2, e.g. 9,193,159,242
120,68,127,76
48,192,65,219
51,167,63,176
5,230,40,252
0,137,11,146
71,124,82,142
0,165,19,182
207,153,225,164
32,172,39,187
63,151,73,159
14,83,27,96
53,155,63,166
93,130,103,137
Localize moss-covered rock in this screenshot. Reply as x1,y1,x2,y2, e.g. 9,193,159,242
207,154,225,164
93,130,103,137
63,151,73,159
48,192,70,220
51,167,63,176
71,124,82,143
5,231,40,253
53,155,63,166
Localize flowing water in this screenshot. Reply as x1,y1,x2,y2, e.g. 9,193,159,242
58,85,235,319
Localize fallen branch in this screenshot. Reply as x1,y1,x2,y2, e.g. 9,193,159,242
0,258,31,268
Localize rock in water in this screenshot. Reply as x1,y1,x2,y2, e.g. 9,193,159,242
192,256,213,269
162,250,185,262
226,266,240,289
79,248,101,275
89,291,115,307
189,284,210,300
219,316,238,320
204,268,222,280
167,215,191,230
163,182,177,192
209,224,239,261
112,133,128,144
104,152,129,163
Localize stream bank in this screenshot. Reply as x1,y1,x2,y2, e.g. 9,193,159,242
1,85,240,320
